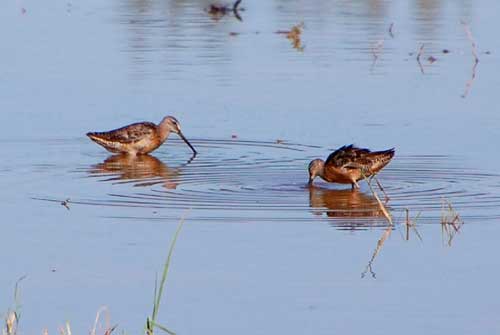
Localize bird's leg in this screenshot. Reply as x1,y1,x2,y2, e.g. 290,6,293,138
351,181,360,190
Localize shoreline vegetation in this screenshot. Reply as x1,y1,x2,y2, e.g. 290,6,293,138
3,217,187,335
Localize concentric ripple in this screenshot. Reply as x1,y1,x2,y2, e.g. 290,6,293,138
36,139,500,228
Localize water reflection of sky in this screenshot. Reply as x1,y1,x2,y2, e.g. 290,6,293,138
1,1,500,334
116,0,475,74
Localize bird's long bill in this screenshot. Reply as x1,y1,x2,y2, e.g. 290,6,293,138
178,131,197,155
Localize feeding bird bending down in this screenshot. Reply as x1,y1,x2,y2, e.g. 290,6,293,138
308,145,395,189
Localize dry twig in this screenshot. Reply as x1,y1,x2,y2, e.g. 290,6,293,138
404,209,423,242
362,225,392,279
416,43,425,74
90,306,111,335
441,199,464,246
370,39,384,71
461,20,479,98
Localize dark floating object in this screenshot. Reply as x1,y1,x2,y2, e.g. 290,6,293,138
427,55,437,64
87,116,197,156
442,49,450,54
207,0,243,21
60,198,70,210
416,43,425,74
388,22,395,38
308,145,395,189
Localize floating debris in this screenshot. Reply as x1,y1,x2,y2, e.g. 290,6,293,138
416,43,425,74
388,22,395,38
427,55,437,64
276,22,305,52
61,198,71,210
207,0,243,21
231,134,238,139
276,139,284,144
442,49,450,54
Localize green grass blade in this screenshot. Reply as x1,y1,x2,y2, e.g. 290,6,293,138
149,320,176,335
150,215,187,330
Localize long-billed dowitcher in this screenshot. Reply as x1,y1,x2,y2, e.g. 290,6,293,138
308,145,395,189
87,116,197,155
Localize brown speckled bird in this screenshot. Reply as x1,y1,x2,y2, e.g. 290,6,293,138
308,145,395,189
87,116,197,155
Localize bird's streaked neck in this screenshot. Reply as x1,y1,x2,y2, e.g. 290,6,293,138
157,122,173,142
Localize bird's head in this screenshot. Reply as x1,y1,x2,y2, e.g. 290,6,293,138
159,116,197,155
308,159,325,185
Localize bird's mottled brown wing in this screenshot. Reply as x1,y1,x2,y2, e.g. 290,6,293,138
87,122,157,144
325,145,370,168
325,145,394,173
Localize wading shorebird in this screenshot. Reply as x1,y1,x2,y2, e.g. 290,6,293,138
87,116,197,155
308,145,395,189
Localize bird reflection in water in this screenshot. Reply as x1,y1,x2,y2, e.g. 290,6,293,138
88,154,191,189
308,186,386,226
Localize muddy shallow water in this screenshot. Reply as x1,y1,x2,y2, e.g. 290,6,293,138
2,0,500,334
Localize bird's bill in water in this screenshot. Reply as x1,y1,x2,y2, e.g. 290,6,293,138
178,131,197,155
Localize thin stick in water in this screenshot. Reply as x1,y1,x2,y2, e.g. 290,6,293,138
416,43,425,74
361,225,392,279
460,20,479,98
371,39,384,71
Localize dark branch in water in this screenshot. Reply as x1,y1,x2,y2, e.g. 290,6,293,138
461,20,479,98
233,0,243,21
207,0,243,21
61,198,71,210
233,0,242,12
388,22,394,38
416,43,425,74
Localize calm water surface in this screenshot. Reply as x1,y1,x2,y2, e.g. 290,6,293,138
1,0,500,334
